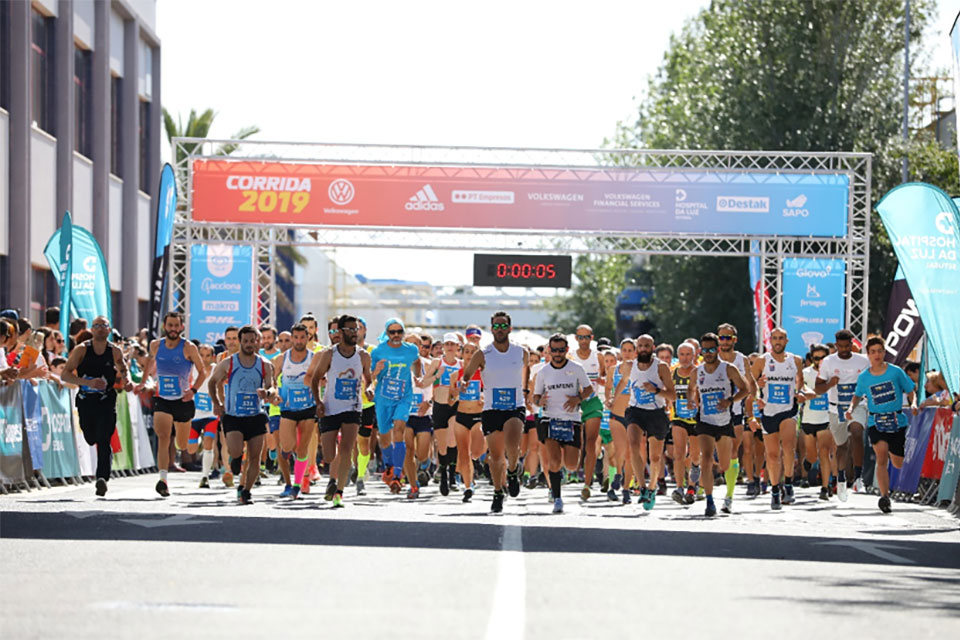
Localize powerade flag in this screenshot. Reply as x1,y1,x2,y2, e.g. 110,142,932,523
882,266,923,366
44,221,112,327
876,183,960,394
149,164,178,339
57,212,73,340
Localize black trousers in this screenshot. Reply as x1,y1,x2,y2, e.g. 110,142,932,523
76,396,117,481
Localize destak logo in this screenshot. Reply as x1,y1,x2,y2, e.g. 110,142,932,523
328,179,355,206
406,184,445,211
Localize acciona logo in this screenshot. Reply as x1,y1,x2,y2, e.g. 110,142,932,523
406,184,445,211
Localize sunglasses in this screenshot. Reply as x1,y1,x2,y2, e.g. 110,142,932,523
702,347,718,354
387,329,404,335
718,336,735,341
550,347,566,353
328,329,339,335
491,323,510,330
92,323,110,329
575,335,592,340
341,327,359,334
812,355,824,361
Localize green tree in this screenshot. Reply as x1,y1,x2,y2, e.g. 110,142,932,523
606,0,937,338
547,254,639,339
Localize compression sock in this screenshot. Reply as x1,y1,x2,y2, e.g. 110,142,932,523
268,448,278,462
437,450,449,468
294,456,308,488
725,459,740,499
357,452,371,478
381,444,394,473
201,449,214,478
549,471,562,499
230,456,242,475
854,466,862,480
446,446,458,470
838,469,846,484
393,442,407,472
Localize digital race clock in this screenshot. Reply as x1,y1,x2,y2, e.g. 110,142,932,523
473,254,572,288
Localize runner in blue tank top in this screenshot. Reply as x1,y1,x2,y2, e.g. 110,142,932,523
139,312,207,498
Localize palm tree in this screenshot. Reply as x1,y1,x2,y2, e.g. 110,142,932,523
162,107,305,322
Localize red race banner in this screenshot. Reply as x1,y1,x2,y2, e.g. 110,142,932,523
921,408,955,479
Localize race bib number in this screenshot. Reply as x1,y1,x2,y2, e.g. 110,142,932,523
768,383,790,405
195,392,212,412
380,377,406,401
869,381,897,406
701,391,723,416
674,397,696,419
492,388,517,410
633,386,656,406
440,366,458,386
548,419,577,443
837,383,856,404
461,380,481,401
808,395,828,411
334,378,359,401
236,392,259,415
287,386,313,410
874,411,902,433
410,393,424,414
158,375,182,397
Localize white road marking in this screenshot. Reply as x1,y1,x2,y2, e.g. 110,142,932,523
485,516,526,640
813,540,916,564
118,514,219,528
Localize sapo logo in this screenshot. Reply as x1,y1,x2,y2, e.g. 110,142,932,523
328,179,355,206
206,245,234,277
783,194,809,217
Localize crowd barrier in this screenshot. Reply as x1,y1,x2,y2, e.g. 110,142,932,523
0,380,155,493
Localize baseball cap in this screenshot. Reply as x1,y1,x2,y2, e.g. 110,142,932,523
465,327,482,337
443,332,459,344
0,309,20,322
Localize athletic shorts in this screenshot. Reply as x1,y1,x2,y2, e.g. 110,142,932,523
828,404,868,446
456,412,482,429
359,405,377,437
731,412,744,427
376,399,411,431
189,417,218,444
580,395,605,422
536,417,583,448
625,407,670,441
320,411,361,434
761,407,798,435
433,402,458,430
801,422,829,436
610,413,629,429
481,408,526,436
76,394,117,445
600,429,613,445
696,421,735,440
222,414,268,441
671,420,696,436
153,397,196,423
407,415,434,434
280,407,318,423
523,415,538,433
267,415,281,434
868,426,906,458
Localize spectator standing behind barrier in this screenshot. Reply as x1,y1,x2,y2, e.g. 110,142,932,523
59,316,131,497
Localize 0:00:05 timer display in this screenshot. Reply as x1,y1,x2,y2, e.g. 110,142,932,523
472,254,573,288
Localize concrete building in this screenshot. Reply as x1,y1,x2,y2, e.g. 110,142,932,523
0,0,160,333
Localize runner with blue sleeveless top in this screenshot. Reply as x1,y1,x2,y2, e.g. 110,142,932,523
607,338,636,503
371,318,422,494
207,325,277,505
848,336,916,514
140,312,207,498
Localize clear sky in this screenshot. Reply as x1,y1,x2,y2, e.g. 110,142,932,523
158,0,960,285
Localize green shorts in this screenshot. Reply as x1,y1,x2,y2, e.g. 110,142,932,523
581,395,604,422
600,429,613,445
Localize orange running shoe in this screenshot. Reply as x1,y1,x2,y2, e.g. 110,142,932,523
301,476,311,494
389,479,402,494
382,467,395,484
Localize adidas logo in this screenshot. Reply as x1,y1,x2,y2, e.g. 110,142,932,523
405,184,445,211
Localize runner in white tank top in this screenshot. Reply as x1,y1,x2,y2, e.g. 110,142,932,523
749,327,805,510
570,324,608,502
273,325,320,500
716,322,759,500
460,312,530,514
798,343,836,500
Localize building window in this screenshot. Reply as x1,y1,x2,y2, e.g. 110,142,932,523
30,267,56,326
110,75,121,175
74,46,93,158
139,98,151,192
0,3,10,111
31,9,55,133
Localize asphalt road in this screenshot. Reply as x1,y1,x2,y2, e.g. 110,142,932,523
2,471,959,639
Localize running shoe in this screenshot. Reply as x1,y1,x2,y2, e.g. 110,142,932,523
417,468,431,488
382,467,395,485
601,477,610,494
745,481,759,498
440,470,451,496
301,476,311,494
684,489,696,506
657,478,667,496
279,484,294,498
95,478,108,497
389,479,402,494
222,472,234,488
607,489,618,502
155,480,170,497
236,487,243,502
782,485,795,505
771,490,782,511
240,489,253,505
407,485,420,499
356,478,366,496
721,497,733,514
819,486,830,501
622,489,632,505
491,490,504,513
642,489,656,511
209,468,221,480
349,467,358,485
332,493,344,508
878,495,892,513
580,485,591,501
704,497,717,518
837,482,849,502
853,478,866,493
672,487,686,505
507,468,521,497
448,469,459,492
324,478,337,501
553,497,564,514
199,477,210,489
611,473,622,491
525,473,539,490
290,486,301,500
462,487,474,503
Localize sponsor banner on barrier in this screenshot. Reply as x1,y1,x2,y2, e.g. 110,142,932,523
189,244,255,344
922,408,954,480
191,160,850,237
20,381,45,473
0,382,25,484
780,258,845,351
38,381,80,479
937,414,960,503
891,408,936,494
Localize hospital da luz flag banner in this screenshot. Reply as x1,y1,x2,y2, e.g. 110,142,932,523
876,183,960,395
44,215,112,326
